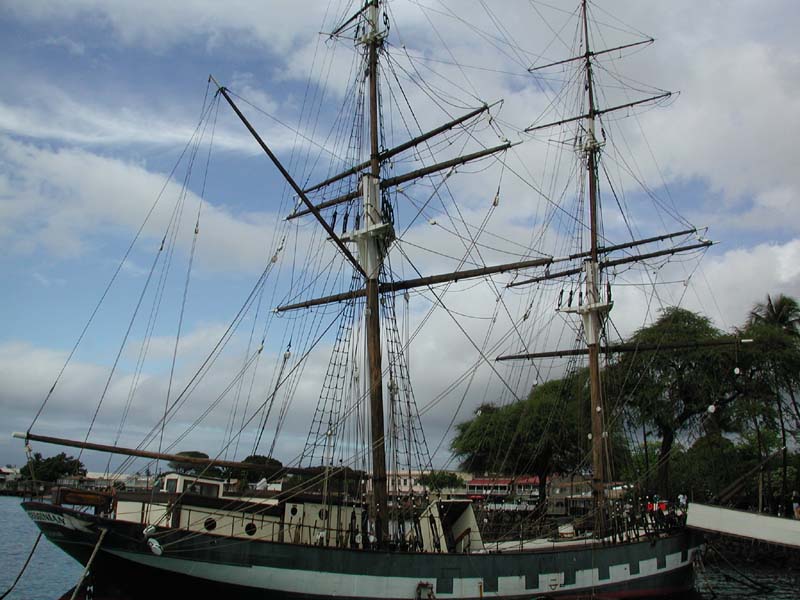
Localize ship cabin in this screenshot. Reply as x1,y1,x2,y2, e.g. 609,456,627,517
155,471,228,498
46,469,485,554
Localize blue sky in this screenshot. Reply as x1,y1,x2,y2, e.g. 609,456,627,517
2,0,799,473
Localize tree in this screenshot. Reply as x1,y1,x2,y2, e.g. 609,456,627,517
610,307,737,497
417,471,463,491
21,452,85,483
749,294,800,335
281,466,366,498
167,451,222,477
745,294,800,510
669,433,754,503
227,454,284,486
451,371,590,505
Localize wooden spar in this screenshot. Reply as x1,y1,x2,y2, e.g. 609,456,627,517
327,4,368,38
599,227,698,254
507,239,714,288
276,256,555,312
603,240,712,268
213,84,366,279
381,256,551,291
278,288,365,312
524,92,671,133
582,0,606,536
495,337,754,361
288,141,513,219
365,0,388,546
302,104,492,194
528,38,653,72
275,232,707,312
14,431,315,476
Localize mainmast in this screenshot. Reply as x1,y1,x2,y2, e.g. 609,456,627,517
363,0,389,545
582,0,610,536
560,0,611,535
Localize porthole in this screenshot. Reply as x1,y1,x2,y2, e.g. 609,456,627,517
290,506,298,516
318,509,328,520
245,522,257,536
204,517,217,531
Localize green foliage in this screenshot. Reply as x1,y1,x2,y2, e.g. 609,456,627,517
612,296,800,507
417,471,462,490
282,466,366,497
167,451,222,477
609,307,735,496
737,294,800,508
228,454,284,484
669,433,756,502
21,452,85,482
451,372,589,499
449,297,800,510
749,294,800,336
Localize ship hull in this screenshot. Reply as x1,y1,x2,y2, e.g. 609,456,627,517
24,501,702,600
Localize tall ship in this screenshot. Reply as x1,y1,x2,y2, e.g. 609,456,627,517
16,1,709,598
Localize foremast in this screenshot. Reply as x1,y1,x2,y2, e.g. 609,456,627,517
510,0,699,539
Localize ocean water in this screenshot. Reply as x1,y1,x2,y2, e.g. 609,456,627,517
0,496,83,599
0,496,797,599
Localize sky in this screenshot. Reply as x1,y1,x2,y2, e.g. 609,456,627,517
1,0,799,475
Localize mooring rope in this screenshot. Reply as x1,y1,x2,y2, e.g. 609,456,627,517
707,542,772,593
0,531,42,600
69,528,108,600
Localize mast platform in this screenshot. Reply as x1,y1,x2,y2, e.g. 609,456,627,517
687,503,800,548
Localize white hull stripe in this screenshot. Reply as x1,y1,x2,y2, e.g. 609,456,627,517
105,547,693,598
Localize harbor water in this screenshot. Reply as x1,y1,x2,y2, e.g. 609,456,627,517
0,496,797,599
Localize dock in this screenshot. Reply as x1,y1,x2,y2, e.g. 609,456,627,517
687,502,800,548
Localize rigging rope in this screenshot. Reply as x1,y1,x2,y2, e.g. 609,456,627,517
27,92,221,434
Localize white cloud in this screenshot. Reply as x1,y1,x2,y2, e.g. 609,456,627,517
43,35,86,56
6,0,320,54
4,0,798,240
599,239,800,335
0,331,332,471
3,0,800,474
0,83,260,152
689,240,800,329
0,137,287,271
5,238,799,471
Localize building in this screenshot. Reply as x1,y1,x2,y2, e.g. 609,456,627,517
466,478,512,500
364,470,470,496
465,476,543,501
55,471,157,491
0,467,21,490
547,476,592,516
513,476,542,499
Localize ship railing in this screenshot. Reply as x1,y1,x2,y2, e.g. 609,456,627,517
472,499,688,547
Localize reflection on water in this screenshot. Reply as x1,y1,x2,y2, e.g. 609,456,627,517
693,559,799,599
1,497,797,599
